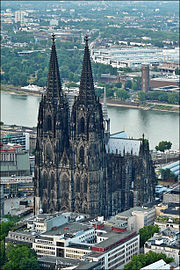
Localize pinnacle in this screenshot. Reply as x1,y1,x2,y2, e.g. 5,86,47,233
102,87,108,120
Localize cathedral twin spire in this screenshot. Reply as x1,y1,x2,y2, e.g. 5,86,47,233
46,33,96,105
46,33,62,100
78,35,96,103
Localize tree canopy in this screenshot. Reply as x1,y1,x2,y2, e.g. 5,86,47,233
139,224,159,247
155,141,172,152
0,221,15,242
160,168,177,182
3,243,40,270
138,91,179,104
124,250,174,270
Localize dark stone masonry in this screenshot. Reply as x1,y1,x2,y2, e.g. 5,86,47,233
34,35,156,217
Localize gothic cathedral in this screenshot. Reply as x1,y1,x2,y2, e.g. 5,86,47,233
34,35,156,217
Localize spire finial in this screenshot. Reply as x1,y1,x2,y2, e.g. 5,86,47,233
51,33,55,44
142,133,145,140
85,34,88,46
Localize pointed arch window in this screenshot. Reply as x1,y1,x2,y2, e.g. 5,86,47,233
62,175,69,191
79,117,85,134
47,115,52,131
51,172,55,189
79,146,84,164
84,178,88,193
76,177,80,192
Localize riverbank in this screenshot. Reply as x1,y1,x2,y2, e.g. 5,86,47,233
1,85,179,113
103,99,179,113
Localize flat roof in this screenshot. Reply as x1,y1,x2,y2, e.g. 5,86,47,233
93,229,137,249
141,259,169,270
42,222,92,237
116,206,154,218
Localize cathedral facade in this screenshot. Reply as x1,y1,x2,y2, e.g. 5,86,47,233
34,35,156,217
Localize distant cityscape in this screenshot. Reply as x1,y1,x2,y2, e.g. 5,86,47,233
1,1,179,270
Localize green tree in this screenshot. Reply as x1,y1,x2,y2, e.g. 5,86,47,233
138,92,146,101
124,251,173,270
116,88,129,100
155,141,172,152
36,77,47,87
0,240,5,267
0,221,15,241
4,244,40,270
167,92,179,104
125,80,132,89
114,82,122,88
175,68,180,75
106,87,114,98
160,168,177,182
139,225,159,247
132,77,142,91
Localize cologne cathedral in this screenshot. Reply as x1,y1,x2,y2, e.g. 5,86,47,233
34,35,156,217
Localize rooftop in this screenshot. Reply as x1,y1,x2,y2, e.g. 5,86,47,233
92,229,137,250
141,259,172,270
42,221,92,237
106,137,141,156
116,206,154,218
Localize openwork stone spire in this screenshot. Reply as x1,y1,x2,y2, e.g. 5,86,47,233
46,33,62,100
102,87,108,120
79,35,95,103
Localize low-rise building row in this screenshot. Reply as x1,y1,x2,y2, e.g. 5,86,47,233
6,212,139,270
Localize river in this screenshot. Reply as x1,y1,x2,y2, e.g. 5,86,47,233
1,92,179,150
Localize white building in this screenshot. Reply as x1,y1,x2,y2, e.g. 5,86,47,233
14,11,27,24
91,47,179,69
6,213,139,270
144,228,180,266
50,19,58,26
115,206,156,232
27,213,69,233
141,259,175,270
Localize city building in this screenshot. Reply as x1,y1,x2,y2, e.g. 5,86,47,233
155,202,180,220
149,76,179,88
158,62,179,74
152,85,180,93
14,10,27,24
0,132,30,151
27,212,69,233
155,217,179,232
37,256,100,270
50,19,58,26
91,47,179,69
34,35,156,217
141,64,150,92
0,143,30,177
1,176,33,198
144,228,180,266
6,212,139,270
114,206,156,232
140,259,176,270
163,184,180,204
